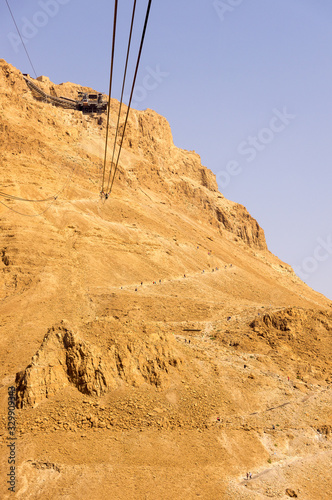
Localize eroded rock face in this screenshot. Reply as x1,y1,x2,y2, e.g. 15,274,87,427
215,203,267,249
249,308,332,381
16,322,182,408
0,59,267,250
249,307,332,337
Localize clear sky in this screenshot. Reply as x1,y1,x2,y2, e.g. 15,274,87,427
1,0,332,300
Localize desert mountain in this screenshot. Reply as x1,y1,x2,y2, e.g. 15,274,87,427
0,59,331,500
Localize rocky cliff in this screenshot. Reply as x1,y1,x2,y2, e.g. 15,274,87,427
0,60,331,500
0,59,266,249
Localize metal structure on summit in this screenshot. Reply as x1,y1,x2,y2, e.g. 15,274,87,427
22,75,107,114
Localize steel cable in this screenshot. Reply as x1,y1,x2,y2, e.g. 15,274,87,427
101,0,118,193
107,0,152,197
105,0,137,193
5,0,38,78
0,162,78,217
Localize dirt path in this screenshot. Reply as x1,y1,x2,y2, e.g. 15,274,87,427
238,449,331,485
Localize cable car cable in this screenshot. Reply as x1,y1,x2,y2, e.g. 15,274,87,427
108,0,152,197
0,197,57,217
5,0,38,79
101,0,118,194
0,192,56,203
0,162,77,216
105,0,137,193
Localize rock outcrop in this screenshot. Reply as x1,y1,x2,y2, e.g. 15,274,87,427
16,321,182,408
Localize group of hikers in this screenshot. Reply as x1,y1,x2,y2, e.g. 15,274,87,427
118,263,234,291
114,241,236,292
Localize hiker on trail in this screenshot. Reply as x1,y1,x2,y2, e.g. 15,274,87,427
212,268,214,272
159,279,161,283
202,270,205,273
135,288,137,292
141,282,143,286
249,473,252,479
227,316,231,321
246,472,249,480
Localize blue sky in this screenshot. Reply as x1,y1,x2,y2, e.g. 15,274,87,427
1,0,332,300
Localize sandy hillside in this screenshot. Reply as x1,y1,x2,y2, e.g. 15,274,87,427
0,59,331,500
